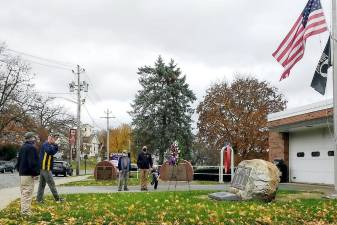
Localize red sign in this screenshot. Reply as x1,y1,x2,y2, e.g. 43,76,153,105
69,129,76,146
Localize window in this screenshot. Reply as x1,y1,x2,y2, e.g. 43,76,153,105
328,151,334,157
297,152,304,157
311,151,320,157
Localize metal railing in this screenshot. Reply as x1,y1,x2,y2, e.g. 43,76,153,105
130,165,235,183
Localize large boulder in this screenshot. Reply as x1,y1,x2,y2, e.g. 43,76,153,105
230,159,280,202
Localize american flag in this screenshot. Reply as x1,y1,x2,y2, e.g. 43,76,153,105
273,0,328,80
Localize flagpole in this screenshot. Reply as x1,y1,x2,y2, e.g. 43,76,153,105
332,0,337,192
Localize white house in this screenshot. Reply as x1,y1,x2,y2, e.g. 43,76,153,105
268,99,334,185
82,134,100,158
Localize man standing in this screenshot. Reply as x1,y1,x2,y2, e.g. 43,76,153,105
37,133,63,203
137,146,153,191
16,132,40,215
117,150,131,191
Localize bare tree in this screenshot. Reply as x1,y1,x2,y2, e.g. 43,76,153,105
31,96,76,133
0,46,38,138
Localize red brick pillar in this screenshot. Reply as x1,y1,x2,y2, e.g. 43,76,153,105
268,131,289,166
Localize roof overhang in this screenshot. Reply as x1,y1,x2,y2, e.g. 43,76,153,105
268,99,333,133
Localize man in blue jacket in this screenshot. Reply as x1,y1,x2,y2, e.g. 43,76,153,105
16,132,40,215
118,150,131,191
36,132,63,203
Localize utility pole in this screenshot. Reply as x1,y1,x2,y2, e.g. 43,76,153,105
332,0,337,192
69,65,88,176
101,109,115,160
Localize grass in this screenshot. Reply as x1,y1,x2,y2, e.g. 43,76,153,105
0,190,336,224
60,175,220,187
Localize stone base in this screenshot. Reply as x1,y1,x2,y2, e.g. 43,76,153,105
208,192,241,201
324,193,337,199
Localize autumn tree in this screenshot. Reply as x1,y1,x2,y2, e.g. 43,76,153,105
130,56,196,164
109,124,130,149
197,76,287,161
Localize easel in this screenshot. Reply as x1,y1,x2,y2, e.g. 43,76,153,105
167,162,191,192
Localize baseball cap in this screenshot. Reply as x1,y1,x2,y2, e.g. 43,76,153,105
24,132,36,140
49,132,60,138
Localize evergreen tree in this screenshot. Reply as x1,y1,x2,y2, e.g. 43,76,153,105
130,56,196,164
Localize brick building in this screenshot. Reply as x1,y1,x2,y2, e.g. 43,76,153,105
268,99,334,185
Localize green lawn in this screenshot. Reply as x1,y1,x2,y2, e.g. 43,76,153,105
1,190,336,224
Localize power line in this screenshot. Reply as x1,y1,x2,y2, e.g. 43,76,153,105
0,55,71,71
26,59,72,71
83,72,104,102
83,105,104,130
7,48,75,68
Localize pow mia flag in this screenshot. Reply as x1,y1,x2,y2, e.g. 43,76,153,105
310,38,331,95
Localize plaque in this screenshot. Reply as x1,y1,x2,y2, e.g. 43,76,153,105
231,166,252,190
94,161,117,180
159,160,194,181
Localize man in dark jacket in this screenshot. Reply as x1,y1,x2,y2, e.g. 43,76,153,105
137,146,153,191
16,132,40,215
36,132,63,203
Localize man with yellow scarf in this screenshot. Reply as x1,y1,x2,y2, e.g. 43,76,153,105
37,132,63,203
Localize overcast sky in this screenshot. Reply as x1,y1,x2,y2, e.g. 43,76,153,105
0,0,333,130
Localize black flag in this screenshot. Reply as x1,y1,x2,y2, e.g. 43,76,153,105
311,38,331,95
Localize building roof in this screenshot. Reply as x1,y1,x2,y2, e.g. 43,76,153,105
267,99,333,132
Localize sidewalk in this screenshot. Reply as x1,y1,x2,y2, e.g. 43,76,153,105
56,183,229,195
0,175,90,211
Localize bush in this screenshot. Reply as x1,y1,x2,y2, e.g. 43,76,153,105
0,144,20,161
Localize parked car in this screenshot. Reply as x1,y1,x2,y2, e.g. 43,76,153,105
130,163,138,171
193,167,231,182
52,160,73,177
0,160,15,173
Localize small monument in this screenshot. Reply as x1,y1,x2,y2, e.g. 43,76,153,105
94,160,118,180
159,141,194,182
209,159,280,202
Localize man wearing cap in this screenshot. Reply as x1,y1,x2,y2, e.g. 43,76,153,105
137,146,153,191
36,132,63,203
16,132,40,215
117,150,131,191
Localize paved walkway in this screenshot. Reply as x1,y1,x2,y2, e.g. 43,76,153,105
57,183,228,195
0,175,90,210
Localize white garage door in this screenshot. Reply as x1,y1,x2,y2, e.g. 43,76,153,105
289,127,334,185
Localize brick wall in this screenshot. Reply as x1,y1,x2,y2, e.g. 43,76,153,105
268,131,289,166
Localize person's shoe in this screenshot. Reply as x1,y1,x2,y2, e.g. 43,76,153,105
21,212,31,217
55,197,64,202
124,188,129,191
36,200,44,204
118,189,122,191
